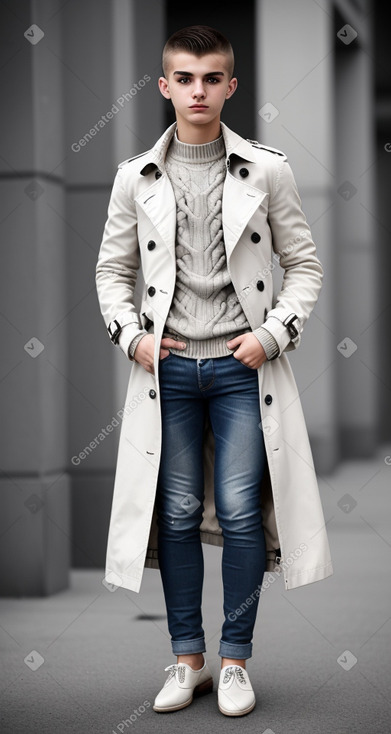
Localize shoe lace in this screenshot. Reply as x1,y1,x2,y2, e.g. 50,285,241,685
222,667,235,684
164,664,186,684
235,666,247,685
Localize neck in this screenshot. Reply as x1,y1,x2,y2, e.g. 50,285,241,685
175,115,222,144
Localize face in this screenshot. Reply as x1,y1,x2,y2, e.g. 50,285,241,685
158,51,237,127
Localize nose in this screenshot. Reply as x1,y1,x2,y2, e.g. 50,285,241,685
192,80,206,98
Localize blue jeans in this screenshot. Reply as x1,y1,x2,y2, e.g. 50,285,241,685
156,352,267,660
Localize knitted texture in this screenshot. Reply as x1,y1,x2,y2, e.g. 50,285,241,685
162,129,251,359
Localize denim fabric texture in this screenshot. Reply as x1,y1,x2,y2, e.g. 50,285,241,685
156,352,268,659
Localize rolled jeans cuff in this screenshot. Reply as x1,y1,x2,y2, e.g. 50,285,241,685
171,636,206,655
218,640,253,660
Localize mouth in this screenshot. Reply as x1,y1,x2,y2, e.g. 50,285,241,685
189,105,208,109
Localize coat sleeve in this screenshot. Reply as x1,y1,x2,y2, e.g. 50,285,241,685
95,167,146,359
260,157,324,355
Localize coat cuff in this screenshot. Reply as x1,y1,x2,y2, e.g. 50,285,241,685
252,326,280,360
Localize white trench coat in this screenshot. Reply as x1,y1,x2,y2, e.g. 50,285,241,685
96,121,333,594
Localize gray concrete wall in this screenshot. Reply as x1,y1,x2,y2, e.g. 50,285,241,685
334,4,377,458
255,0,377,472
64,0,165,569
373,1,391,444
0,0,70,594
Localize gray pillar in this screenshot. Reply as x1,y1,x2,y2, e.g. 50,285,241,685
373,3,391,445
63,0,117,570
255,0,337,473
66,0,165,568
334,4,377,457
0,0,70,595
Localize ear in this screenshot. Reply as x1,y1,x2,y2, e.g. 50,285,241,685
158,76,171,99
226,77,238,99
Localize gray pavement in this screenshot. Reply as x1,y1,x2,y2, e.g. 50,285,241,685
1,445,391,734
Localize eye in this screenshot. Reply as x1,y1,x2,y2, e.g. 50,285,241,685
176,76,220,84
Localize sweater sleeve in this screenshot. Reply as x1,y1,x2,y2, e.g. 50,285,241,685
129,331,148,360
252,326,280,360
118,325,148,361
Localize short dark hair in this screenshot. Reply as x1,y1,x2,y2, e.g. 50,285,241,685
162,24,234,79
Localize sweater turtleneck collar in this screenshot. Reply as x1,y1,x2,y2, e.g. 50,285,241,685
166,125,226,163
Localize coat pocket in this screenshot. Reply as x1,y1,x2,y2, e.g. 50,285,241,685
141,311,154,331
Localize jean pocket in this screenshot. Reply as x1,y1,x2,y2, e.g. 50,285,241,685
231,353,256,370
159,350,173,362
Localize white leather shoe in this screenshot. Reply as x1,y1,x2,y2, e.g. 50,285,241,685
218,665,256,716
153,661,213,712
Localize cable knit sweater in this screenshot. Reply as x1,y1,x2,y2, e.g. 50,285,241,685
127,126,279,361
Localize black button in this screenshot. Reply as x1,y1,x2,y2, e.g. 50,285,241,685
147,240,156,251
147,286,156,297
257,280,264,291
251,232,261,243
149,389,156,399
239,167,249,178
155,171,162,179
265,394,273,405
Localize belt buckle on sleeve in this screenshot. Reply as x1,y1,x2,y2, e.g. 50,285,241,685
107,319,122,344
283,314,299,339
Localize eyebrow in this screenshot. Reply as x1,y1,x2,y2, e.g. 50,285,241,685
173,71,225,77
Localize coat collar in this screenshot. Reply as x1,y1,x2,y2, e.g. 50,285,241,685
134,120,269,266
138,120,259,175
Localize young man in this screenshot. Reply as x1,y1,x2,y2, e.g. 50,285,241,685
96,25,332,718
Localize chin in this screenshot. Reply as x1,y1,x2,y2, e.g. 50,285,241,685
187,111,215,119
184,116,210,124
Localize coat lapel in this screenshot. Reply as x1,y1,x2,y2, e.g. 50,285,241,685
134,175,177,258
134,120,268,263
222,173,268,263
